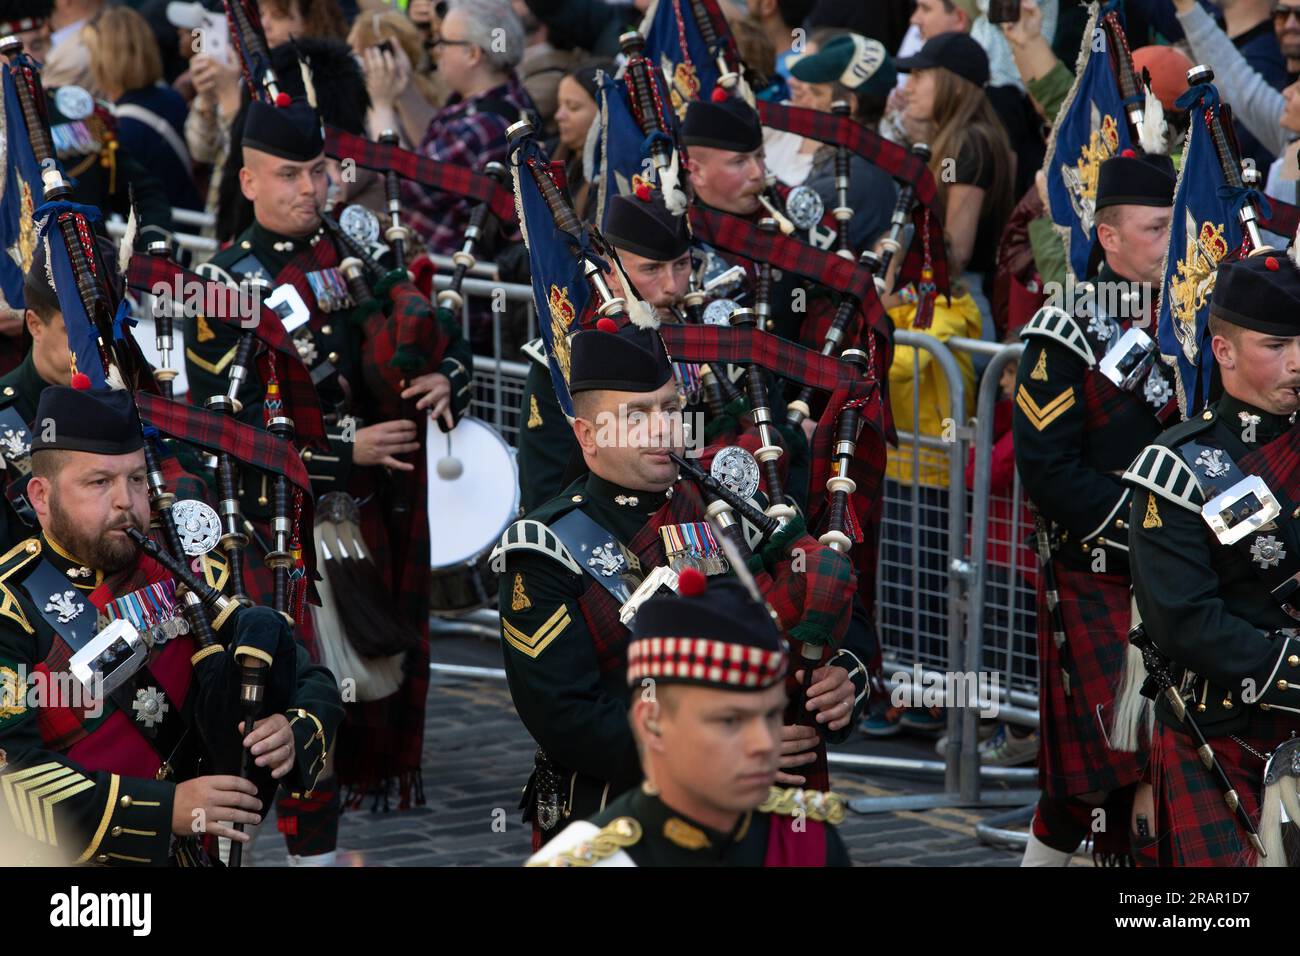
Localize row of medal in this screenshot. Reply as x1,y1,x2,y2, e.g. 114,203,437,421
660,521,728,576
97,579,187,651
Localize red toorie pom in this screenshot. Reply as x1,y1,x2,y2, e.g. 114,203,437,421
677,567,707,597
633,180,653,202
1266,256,1280,271
710,86,728,103
70,372,91,390
274,92,291,108
1120,148,1136,158
596,317,618,333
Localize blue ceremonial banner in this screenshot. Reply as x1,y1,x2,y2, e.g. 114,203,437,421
1155,82,1244,418
34,201,110,389
641,0,723,117
596,74,662,227
513,137,591,419
0,70,44,311
1043,1,1133,280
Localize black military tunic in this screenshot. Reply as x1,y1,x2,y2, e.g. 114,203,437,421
0,533,343,865
47,86,173,246
526,783,851,866
1013,263,1165,570
495,472,663,818
185,221,471,511
496,471,873,826
0,354,48,552
1126,394,1300,732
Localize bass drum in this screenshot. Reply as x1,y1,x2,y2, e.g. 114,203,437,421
426,415,519,614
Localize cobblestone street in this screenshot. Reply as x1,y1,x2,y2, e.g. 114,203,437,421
248,637,1044,867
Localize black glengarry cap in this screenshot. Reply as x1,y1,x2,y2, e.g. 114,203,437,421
681,97,763,152
30,386,143,456
568,319,674,394
603,192,691,261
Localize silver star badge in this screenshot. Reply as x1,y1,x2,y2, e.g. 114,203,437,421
132,687,169,729
1251,535,1287,569
1143,371,1171,409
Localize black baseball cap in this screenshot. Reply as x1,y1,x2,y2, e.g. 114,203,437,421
895,31,989,89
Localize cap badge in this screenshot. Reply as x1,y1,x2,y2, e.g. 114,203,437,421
1194,447,1231,480
44,589,83,624
587,544,627,577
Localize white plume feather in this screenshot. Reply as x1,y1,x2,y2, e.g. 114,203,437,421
117,204,137,276
299,57,318,110
660,150,687,217
626,296,659,329
1290,215,1300,268
1138,85,1167,156
106,363,126,391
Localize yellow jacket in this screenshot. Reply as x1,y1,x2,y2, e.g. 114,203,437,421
886,293,982,488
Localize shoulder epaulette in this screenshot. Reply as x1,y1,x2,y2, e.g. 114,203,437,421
759,787,846,825
1122,443,1204,513
489,519,582,575
0,538,41,634
1019,305,1095,367
194,260,238,288
520,338,548,367
525,817,642,867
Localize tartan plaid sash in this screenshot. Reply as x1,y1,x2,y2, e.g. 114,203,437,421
756,102,937,207
657,324,851,392
125,254,326,446
1260,195,1300,241
687,206,893,345
1238,419,1300,504
135,392,313,501
276,235,341,316
34,553,174,752
276,238,452,405
754,101,949,296
689,205,875,300
325,126,518,225
575,482,710,673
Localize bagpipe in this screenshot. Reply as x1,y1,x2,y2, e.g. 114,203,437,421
2,33,316,865
512,117,866,785
216,0,437,695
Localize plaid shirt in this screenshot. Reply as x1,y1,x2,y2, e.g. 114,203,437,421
402,74,536,255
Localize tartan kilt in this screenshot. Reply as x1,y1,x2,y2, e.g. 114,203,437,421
1151,710,1299,866
244,488,432,807
1037,565,1143,796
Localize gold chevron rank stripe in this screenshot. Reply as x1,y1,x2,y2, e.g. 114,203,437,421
1016,385,1075,432
503,605,570,659
2,761,93,846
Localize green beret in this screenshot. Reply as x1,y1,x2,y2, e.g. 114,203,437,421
790,34,895,98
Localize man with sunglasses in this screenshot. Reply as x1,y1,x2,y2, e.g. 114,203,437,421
367,0,537,257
